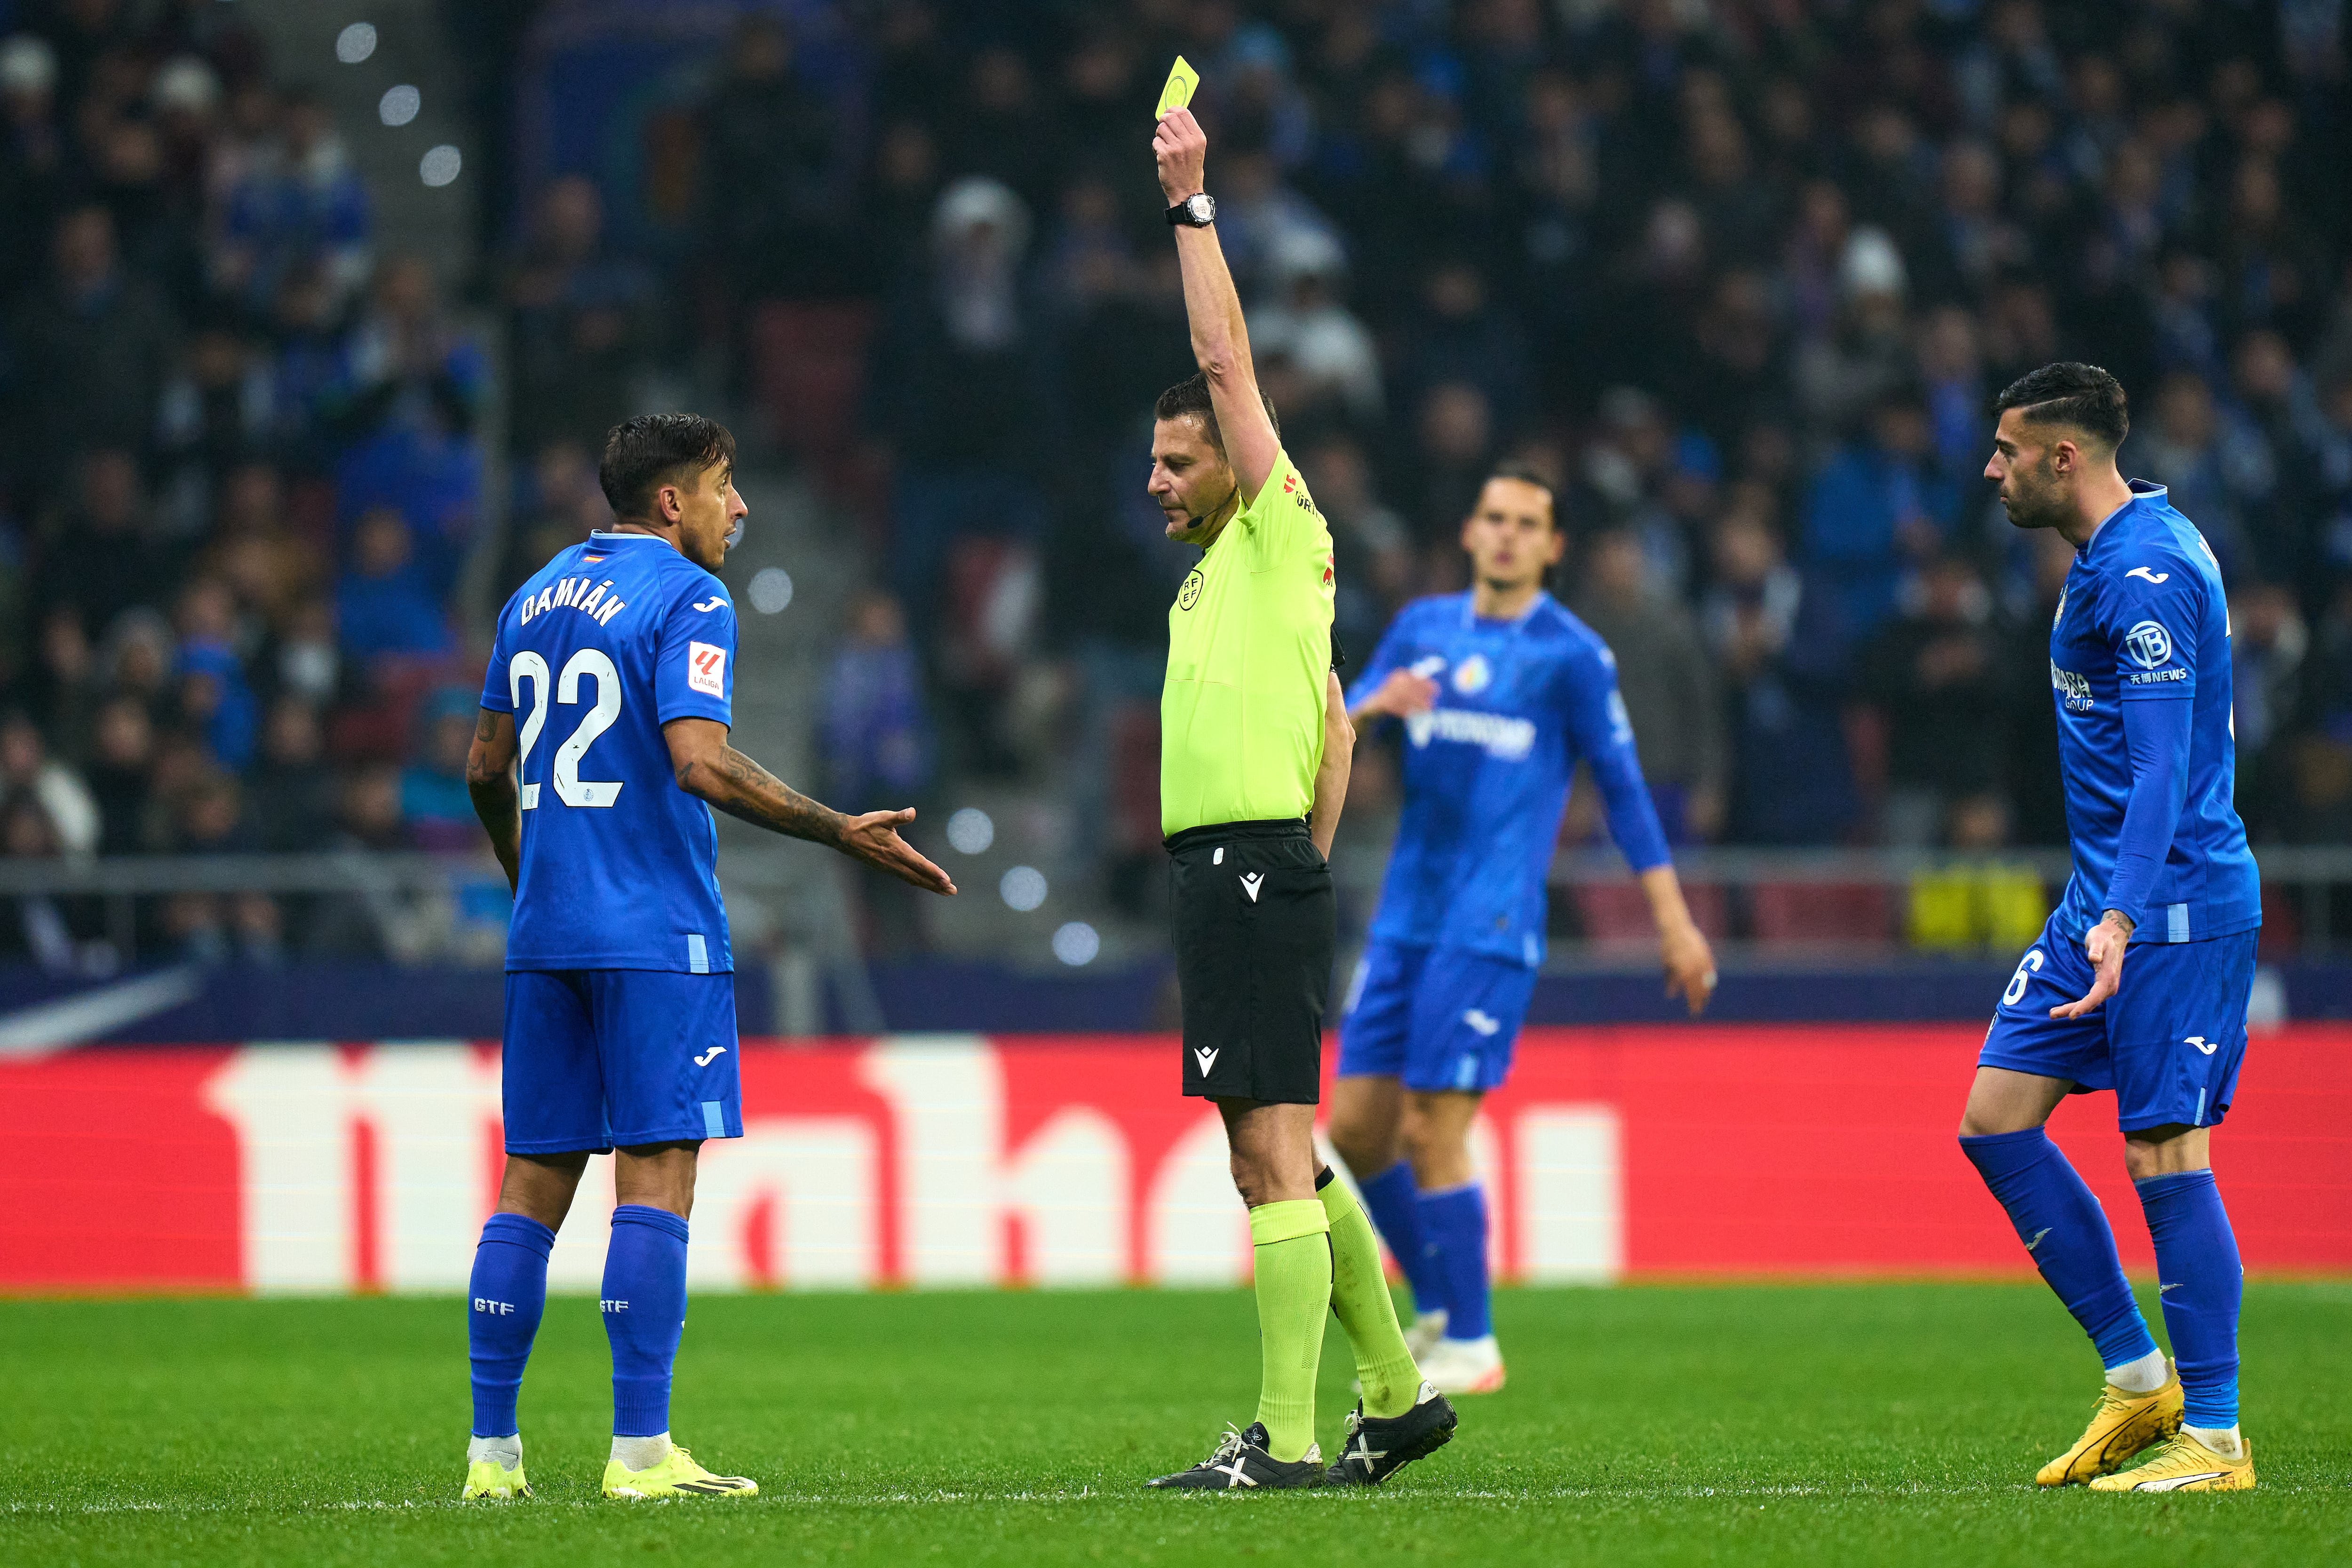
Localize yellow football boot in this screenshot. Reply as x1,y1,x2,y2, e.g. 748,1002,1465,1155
2088,1430,2255,1493
2036,1363,2183,1485
461,1458,532,1500
601,1442,759,1500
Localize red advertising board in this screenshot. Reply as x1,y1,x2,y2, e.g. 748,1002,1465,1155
5,1027,2347,1293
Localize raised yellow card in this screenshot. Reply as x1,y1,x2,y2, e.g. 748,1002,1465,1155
1156,56,1199,117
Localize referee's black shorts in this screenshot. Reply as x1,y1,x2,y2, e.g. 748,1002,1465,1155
1166,818,1334,1105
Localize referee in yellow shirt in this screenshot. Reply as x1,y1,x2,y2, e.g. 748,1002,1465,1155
1144,105,1457,1492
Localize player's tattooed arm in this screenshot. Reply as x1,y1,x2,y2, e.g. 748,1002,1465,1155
465,707,523,892
664,717,957,895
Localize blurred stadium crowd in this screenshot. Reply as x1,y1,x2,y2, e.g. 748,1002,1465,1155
662,0,2351,915
1,0,2349,971
0,2,489,966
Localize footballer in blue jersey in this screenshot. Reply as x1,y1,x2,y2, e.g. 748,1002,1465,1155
456,415,956,1502
1326,464,1717,1396
1961,365,2259,1493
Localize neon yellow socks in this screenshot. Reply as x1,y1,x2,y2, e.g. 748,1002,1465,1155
1319,1173,1423,1418
1248,1199,1332,1461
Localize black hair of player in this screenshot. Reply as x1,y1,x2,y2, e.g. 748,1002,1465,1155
1484,460,1559,530
600,413,737,521
1152,370,1280,456
1992,363,2129,450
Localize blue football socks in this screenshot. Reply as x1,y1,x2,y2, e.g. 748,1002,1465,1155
1419,1181,1492,1341
1960,1128,2160,1372
2137,1169,2242,1428
467,1212,555,1438
1355,1161,1446,1317
603,1204,691,1438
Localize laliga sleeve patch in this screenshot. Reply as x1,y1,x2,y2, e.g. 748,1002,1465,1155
687,641,726,697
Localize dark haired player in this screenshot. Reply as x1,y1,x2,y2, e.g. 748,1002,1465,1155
1328,465,1717,1395
1965,363,2259,1491
459,414,955,1501
1144,106,1456,1491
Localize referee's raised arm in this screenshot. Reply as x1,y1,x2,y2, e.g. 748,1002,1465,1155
1153,107,1278,507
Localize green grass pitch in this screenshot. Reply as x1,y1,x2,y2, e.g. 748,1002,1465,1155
4,1282,2345,1566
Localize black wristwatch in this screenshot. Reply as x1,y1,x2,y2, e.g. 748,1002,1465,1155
1166,192,1216,227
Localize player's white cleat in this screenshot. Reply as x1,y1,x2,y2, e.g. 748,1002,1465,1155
461,1434,532,1500
1417,1333,1506,1395
1403,1309,1449,1362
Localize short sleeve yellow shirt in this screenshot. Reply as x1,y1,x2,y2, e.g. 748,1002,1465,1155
1160,447,1336,837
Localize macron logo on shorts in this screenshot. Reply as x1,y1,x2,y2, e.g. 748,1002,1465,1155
688,641,726,697
1193,1047,1218,1076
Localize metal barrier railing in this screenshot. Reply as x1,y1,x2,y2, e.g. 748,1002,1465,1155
4,845,2347,961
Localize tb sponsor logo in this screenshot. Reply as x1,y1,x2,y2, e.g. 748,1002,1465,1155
2124,620,2174,669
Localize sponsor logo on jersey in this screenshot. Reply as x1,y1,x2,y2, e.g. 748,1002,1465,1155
688,642,727,697
2124,620,2174,669
2126,566,2170,585
2126,667,2188,685
2050,661,2094,713
2185,1035,2217,1055
1176,569,1203,611
1452,654,1492,694
1409,655,1447,679
1404,706,1537,760
692,596,727,612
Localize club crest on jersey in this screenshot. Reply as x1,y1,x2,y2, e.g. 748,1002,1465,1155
1177,569,1203,611
1451,654,1492,694
2124,620,2174,669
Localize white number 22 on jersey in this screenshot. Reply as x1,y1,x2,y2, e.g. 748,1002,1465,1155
509,648,624,809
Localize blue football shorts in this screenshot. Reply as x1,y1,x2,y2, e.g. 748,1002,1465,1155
1336,939,1540,1094
501,969,745,1154
1977,910,2257,1133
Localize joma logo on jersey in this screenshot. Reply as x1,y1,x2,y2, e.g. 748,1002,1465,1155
1404,707,1536,760
518,576,628,627
2050,661,2093,713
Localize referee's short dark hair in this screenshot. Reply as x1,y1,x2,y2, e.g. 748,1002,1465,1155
599,413,737,521
1153,371,1280,455
1993,363,2130,451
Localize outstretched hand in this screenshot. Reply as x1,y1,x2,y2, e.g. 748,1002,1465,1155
1153,106,1207,200
2051,911,2130,1018
1661,918,1718,1018
841,808,957,896
1357,668,1439,719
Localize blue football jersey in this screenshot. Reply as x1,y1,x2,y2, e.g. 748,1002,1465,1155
481,530,738,972
2047,481,2260,945
1351,592,1671,966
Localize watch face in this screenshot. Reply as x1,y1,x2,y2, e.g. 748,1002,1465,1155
1192,194,1216,223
